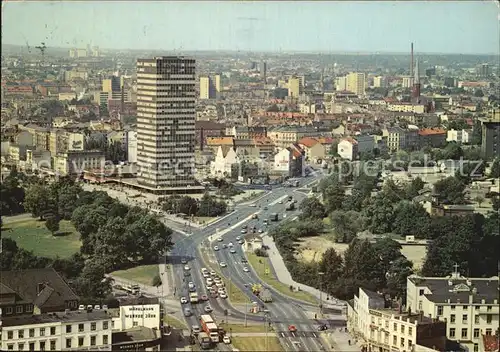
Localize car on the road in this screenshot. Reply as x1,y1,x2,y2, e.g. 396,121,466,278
241,229,247,234
180,297,188,304
228,242,234,247
230,249,236,254
188,282,195,289
217,237,223,242
263,206,268,210
236,236,241,241
243,267,250,272
223,336,231,344
288,325,297,333
219,262,228,267
317,324,328,331
192,325,200,335
183,265,190,271
241,257,248,264
258,229,263,233
238,239,244,245
181,258,187,264
278,200,283,204
220,292,228,299
252,213,258,218
204,305,213,313
213,246,219,251
250,204,257,208
200,294,209,301
222,244,228,249
184,308,192,317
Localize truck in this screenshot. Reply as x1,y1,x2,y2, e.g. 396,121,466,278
189,292,199,304
251,284,273,302
198,332,212,349
285,202,295,211
269,213,279,222
200,314,219,343
293,180,300,187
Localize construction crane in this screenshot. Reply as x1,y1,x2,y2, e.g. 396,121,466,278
35,42,47,57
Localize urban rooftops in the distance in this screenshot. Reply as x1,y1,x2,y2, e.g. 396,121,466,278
1,310,110,327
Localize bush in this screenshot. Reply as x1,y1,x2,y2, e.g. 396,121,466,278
254,248,268,257
152,274,162,287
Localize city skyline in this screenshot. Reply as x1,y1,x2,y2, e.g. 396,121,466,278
2,1,499,55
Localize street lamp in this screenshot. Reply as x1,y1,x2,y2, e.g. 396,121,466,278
318,271,325,317
264,312,271,352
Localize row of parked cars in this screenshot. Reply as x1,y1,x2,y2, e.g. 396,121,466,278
78,304,108,311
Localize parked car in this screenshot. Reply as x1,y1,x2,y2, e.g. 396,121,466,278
184,308,192,317
220,292,228,299
230,249,236,254
219,262,227,267
288,325,297,332
181,258,187,264
184,265,190,271
200,294,209,301
223,336,231,344
214,246,220,251
180,297,188,304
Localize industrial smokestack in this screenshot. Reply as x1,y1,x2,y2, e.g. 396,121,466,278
410,42,414,77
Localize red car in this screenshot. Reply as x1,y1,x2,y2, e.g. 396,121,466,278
288,325,297,333
200,294,209,301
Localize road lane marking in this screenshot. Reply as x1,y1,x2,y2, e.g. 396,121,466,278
269,195,288,206
312,332,317,338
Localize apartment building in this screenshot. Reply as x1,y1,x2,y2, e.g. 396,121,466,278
382,127,407,153
418,128,447,149
346,72,366,96
18,124,50,151
136,56,197,189
126,130,138,163
447,129,470,145
195,121,225,147
338,137,359,161
479,110,500,160
288,76,302,98
407,271,499,352
373,76,388,88
387,103,426,114
268,126,327,149
336,76,348,91
273,144,305,177
1,311,113,351
0,268,80,317
347,288,447,352
53,150,105,176
49,130,85,155
199,74,221,100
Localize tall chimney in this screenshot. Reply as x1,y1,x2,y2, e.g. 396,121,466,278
410,42,414,77
200,128,204,151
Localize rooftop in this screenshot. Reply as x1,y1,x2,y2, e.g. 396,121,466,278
2,310,110,327
408,273,499,304
116,296,159,306
112,326,159,345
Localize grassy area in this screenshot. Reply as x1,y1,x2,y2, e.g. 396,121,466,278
219,323,268,333
247,253,318,305
232,336,283,352
112,265,159,286
199,249,250,304
163,314,188,330
1,219,81,258
192,216,216,225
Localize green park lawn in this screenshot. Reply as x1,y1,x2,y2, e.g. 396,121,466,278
112,265,159,286
247,253,318,304
232,336,283,352
1,219,81,258
163,314,188,330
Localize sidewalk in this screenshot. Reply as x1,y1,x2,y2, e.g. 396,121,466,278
261,235,346,311
321,330,362,352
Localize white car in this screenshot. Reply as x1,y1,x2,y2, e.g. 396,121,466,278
215,282,224,288
220,292,228,299
236,236,241,241
250,204,257,207
202,272,210,278
258,229,263,233
78,305,85,310
238,239,244,244
218,287,226,294
213,246,219,251
214,277,222,284
219,262,227,267
184,265,190,271
223,336,231,344
228,242,234,247
204,305,213,313
188,282,195,289
230,249,236,254
217,237,223,242
180,297,188,304
206,278,214,286
201,267,208,273
243,267,250,272
278,200,283,204
210,270,216,276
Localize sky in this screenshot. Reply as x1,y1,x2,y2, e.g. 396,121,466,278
2,1,499,54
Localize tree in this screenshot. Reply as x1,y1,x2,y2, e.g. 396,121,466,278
372,237,404,276
198,193,226,217
342,239,385,291
106,141,127,164
474,195,485,207
57,185,82,220
92,217,129,271
455,161,486,184
490,158,500,178
45,216,60,235
323,184,346,213
178,196,199,216
392,201,430,237
329,210,366,243
299,197,326,220
442,142,463,160
405,177,425,199
492,195,500,212
24,183,53,219
433,176,466,204
474,89,484,98
380,179,406,203
386,257,414,302
73,260,112,300
318,248,343,293
152,274,162,287
363,194,396,234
